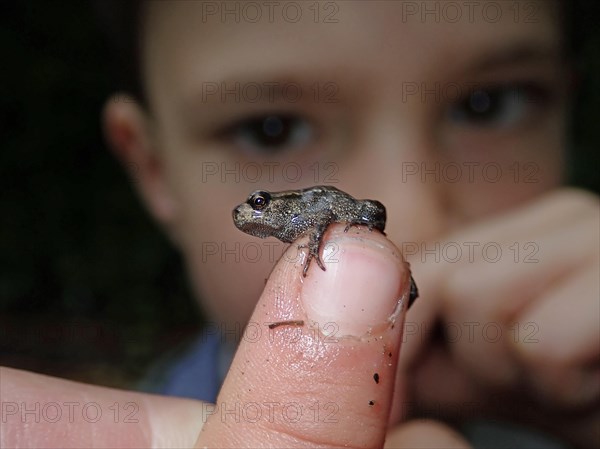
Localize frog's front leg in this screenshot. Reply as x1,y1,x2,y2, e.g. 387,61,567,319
299,222,330,277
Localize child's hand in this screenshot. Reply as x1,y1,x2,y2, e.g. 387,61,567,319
1,225,470,448
398,188,600,446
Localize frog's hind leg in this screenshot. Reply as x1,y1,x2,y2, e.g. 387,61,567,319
343,220,362,232
344,219,386,235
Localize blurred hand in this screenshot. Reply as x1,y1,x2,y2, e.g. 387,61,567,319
397,188,600,447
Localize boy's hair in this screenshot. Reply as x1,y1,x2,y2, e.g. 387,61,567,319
94,0,594,107
93,0,144,104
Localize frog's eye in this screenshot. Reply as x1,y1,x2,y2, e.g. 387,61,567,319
249,192,271,210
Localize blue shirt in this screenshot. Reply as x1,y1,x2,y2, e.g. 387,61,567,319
140,332,235,403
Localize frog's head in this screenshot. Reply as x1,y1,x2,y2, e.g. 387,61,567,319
232,190,286,238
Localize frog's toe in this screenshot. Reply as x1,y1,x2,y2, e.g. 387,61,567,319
315,254,327,271
302,252,318,277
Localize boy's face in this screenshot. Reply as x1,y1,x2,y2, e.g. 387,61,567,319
132,1,565,326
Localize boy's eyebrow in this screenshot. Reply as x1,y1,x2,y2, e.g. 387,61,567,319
178,72,348,124
185,73,339,107
470,43,562,72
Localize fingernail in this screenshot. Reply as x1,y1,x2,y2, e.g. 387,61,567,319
300,226,409,338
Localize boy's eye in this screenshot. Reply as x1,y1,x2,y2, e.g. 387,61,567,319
446,84,549,128
221,114,314,155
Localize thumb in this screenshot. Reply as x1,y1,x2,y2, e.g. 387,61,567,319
197,224,413,448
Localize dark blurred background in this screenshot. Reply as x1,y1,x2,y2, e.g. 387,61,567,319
1,1,202,388
1,1,598,389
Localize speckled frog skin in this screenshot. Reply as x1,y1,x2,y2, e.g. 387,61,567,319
233,185,418,307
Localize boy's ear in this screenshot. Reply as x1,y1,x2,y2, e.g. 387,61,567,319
102,94,177,230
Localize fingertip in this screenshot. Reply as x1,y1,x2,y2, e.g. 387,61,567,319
301,224,411,337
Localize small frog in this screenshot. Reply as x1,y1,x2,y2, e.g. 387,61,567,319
233,185,418,308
